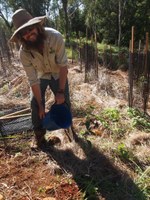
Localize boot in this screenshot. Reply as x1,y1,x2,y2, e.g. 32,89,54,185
30,129,46,149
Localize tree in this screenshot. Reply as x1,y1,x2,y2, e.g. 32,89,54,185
61,0,69,43
0,0,12,29
5,0,50,16
1,0,150,48
0,10,12,29
118,0,127,47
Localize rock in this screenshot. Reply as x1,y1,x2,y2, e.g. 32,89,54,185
46,135,61,146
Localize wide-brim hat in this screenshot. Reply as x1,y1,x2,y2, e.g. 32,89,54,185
43,103,72,131
10,8,46,42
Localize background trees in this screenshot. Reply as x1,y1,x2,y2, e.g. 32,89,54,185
0,0,150,47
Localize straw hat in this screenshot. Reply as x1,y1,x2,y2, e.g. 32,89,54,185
10,8,46,42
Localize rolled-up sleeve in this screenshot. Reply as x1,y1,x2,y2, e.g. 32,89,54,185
20,50,40,86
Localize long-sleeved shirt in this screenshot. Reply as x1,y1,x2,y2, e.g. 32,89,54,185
19,27,68,86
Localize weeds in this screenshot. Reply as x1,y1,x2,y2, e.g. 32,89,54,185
1,84,9,94
135,167,150,199
85,108,127,138
127,108,150,132
116,143,131,160
84,107,150,140
101,108,120,122
76,176,99,200
38,186,46,194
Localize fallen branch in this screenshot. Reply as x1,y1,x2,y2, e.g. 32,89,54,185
0,113,31,120
0,108,30,119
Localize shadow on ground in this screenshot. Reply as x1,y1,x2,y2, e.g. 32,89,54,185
44,134,146,200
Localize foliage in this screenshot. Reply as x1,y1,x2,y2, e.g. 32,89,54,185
5,0,50,16
79,105,150,198
135,167,150,199
116,143,131,160
127,108,150,132
0,18,7,30
101,108,120,122
83,107,150,138
1,84,9,94
75,175,99,199
96,108,126,137
83,107,130,138
1,0,150,47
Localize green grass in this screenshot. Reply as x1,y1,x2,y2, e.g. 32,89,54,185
127,107,150,132
76,105,149,199
66,38,128,61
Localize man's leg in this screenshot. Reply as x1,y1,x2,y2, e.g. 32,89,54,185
30,79,49,148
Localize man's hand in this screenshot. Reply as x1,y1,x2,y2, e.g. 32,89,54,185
55,92,65,104
38,105,45,119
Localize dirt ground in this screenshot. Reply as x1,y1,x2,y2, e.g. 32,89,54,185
0,58,150,200
0,59,84,200
0,133,83,200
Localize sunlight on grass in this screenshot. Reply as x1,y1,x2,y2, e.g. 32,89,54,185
135,166,150,199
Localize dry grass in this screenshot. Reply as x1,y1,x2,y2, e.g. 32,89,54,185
0,60,150,199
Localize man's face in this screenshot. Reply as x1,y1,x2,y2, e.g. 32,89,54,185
20,25,39,42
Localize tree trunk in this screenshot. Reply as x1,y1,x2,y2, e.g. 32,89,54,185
118,0,121,47
62,0,70,44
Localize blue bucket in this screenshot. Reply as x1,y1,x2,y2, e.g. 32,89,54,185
42,103,72,131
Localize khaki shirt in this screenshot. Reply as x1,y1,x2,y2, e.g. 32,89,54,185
19,27,68,86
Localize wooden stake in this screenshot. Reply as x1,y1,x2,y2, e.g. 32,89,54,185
131,26,134,53
0,113,31,120
128,26,134,107
143,32,149,113
0,108,30,119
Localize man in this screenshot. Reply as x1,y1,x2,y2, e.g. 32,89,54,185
10,8,71,149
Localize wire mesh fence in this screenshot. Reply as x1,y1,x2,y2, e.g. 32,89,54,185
0,116,33,136
69,35,150,115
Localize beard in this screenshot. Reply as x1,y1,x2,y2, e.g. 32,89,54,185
23,32,45,50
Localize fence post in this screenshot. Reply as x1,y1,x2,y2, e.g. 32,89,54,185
143,32,149,113
128,26,134,107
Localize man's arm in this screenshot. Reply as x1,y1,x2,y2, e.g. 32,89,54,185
54,33,68,104
55,66,68,104
58,66,68,91
31,84,45,119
